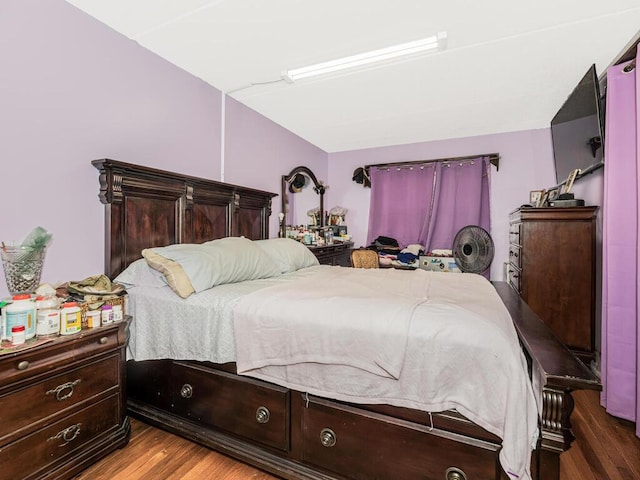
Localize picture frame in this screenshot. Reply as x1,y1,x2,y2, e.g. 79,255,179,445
547,187,560,203
530,190,544,206
537,189,550,207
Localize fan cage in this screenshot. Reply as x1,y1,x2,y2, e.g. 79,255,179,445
452,226,494,274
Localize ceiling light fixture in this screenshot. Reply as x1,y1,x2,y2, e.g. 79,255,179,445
282,32,447,82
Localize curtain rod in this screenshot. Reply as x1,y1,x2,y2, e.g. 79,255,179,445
365,153,500,172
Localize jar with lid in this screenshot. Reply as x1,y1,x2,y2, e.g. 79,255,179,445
101,304,114,325
36,295,60,338
112,304,123,323
5,294,36,340
60,302,82,335
11,325,26,345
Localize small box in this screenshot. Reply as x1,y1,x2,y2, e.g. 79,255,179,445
419,256,461,273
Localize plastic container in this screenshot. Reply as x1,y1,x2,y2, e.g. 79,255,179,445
86,310,101,328
5,294,36,340
101,304,113,325
36,295,60,338
11,324,26,345
112,304,123,323
60,302,82,335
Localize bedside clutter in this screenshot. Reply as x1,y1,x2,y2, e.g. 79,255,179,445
419,255,461,273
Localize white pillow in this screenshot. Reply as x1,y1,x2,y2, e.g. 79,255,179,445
254,238,319,273
143,237,281,297
113,258,167,288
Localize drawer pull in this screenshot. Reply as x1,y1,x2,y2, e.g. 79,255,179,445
445,467,467,480
48,423,82,447
180,384,193,398
46,379,81,401
99,336,109,345
17,360,30,370
255,406,270,424
320,428,337,447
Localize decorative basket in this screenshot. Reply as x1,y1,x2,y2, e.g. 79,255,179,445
1,246,46,295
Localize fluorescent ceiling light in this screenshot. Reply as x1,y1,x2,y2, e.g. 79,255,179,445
282,32,447,82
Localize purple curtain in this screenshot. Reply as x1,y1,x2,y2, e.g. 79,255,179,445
367,163,438,248
601,51,640,437
423,157,491,252
367,157,491,252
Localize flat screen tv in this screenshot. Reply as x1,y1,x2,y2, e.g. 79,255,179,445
550,64,604,185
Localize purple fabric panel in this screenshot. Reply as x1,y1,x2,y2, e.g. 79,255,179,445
424,158,490,252
601,57,639,427
366,164,437,248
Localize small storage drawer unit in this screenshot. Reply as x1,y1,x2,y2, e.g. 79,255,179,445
0,320,130,480
508,207,597,361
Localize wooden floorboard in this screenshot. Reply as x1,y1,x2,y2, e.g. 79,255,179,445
76,389,639,479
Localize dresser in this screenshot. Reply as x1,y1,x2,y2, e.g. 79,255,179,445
508,207,598,362
308,241,354,266
0,320,130,480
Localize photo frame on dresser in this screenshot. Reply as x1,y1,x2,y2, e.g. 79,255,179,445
537,189,549,207
529,190,543,206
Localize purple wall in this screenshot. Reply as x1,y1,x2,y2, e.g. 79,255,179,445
0,0,324,298
224,97,328,237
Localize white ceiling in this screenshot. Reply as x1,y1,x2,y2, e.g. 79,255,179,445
66,0,640,153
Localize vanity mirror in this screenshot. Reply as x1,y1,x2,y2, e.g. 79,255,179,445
280,166,325,237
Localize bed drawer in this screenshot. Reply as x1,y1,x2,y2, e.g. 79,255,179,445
0,393,121,480
0,354,119,443
170,362,290,451
302,396,500,480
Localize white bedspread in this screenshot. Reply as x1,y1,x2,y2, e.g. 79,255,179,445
233,268,538,480
234,267,429,379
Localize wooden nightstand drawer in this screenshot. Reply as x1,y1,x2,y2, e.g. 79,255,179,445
0,394,121,480
0,354,120,443
0,329,119,387
171,362,290,451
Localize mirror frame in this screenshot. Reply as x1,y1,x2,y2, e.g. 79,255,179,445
280,166,325,237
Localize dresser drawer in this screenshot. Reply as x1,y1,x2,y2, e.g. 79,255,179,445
508,265,521,293
170,362,290,451
0,354,120,443
0,394,121,480
509,245,522,269
0,329,119,387
302,397,500,480
509,222,521,246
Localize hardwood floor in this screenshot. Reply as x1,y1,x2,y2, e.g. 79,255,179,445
76,389,639,480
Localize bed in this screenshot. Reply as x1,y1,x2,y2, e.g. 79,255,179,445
93,158,600,480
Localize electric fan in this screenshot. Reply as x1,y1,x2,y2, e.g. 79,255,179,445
452,225,495,274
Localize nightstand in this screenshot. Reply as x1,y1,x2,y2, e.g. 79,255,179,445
0,319,131,479
308,241,354,266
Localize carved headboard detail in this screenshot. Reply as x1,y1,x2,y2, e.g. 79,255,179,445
93,159,276,278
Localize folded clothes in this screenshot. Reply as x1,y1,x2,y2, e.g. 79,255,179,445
431,249,453,256
401,244,425,257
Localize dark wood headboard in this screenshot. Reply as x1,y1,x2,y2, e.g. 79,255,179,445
93,159,276,278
